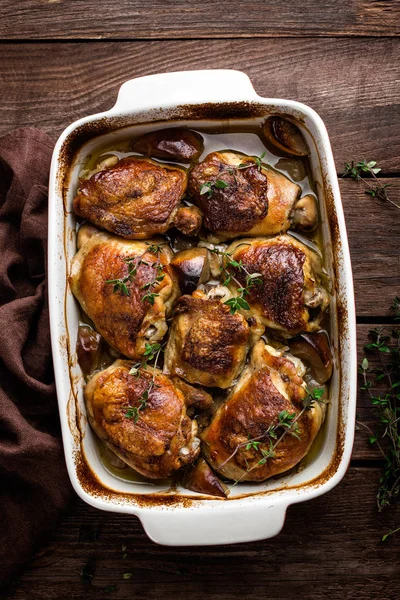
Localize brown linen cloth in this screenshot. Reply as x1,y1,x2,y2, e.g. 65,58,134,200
0,128,72,586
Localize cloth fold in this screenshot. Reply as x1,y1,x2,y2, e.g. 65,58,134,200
0,128,72,586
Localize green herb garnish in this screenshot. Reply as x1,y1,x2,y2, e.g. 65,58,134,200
200,179,229,198
209,246,262,315
359,299,400,540
343,159,397,209
219,387,325,479
238,151,266,172
106,249,166,303
123,342,165,424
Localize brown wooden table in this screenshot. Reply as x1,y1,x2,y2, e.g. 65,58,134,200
1,2,400,598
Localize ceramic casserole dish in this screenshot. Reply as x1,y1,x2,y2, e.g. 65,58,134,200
48,69,357,546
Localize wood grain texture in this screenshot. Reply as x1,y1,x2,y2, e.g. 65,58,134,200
1,0,399,39
3,468,399,600
1,39,399,172
343,179,400,317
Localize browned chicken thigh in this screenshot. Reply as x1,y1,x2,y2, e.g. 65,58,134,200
201,340,325,482
85,360,212,479
70,225,179,359
164,289,263,388
188,151,316,241
225,235,329,337
74,156,202,238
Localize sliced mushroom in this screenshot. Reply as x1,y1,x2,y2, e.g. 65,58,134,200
131,128,204,162
263,116,309,157
290,194,318,231
170,247,210,294
182,458,228,498
76,325,102,375
289,331,333,384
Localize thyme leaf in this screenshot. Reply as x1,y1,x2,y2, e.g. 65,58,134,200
200,179,229,198
123,342,165,423
219,387,326,485
106,249,166,304
360,301,400,540
237,151,266,172
209,246,262,315
342,159,398,209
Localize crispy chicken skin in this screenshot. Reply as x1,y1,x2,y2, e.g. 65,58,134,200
73,157,201,238
188,151,269,240
164,290,263,388
188,151,312,242
226,235,329,336
85,360,210,478
201,341,325,482
70,225,179,359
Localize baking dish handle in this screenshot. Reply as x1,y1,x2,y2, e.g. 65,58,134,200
112,70,259,114
139,500,288,546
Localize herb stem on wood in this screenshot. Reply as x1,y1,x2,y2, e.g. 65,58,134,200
342,159,398,210
360,298,400,540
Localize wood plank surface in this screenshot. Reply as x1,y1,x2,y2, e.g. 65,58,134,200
1,39,399,173
1,0,399,39
343,179,400,318
4,467,399,600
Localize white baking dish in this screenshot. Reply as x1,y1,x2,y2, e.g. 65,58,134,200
48,70,357,546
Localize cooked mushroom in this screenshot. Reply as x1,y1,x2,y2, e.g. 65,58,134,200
173,205,203,236
131,128,204,162
182,458,228,498
263,116,309,157
77,223,100,250
76,325,102,375
289,331,333,383
170,247,210,294
290,194,318,231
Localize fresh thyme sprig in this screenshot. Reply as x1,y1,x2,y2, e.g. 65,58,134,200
209,246,262,315
200,179,229,198
123,342,165,423
219,387,325,482
237,151,266,172
105,256,139,296
360,300,400,541
141,262,165,305
199,153,266,198
106,243,166,303
343,159,398,210
145,242,168,255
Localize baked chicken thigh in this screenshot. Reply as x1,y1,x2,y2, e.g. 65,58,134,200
85,360,212,478
74,156,201,238
201,340,325,482
225,235,329,337
164,289,263,388
188,151,316,241
70,225,179,359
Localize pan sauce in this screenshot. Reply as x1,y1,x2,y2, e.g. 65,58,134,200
72,122,333,492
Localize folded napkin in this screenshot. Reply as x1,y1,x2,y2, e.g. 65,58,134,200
0,128,72,586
